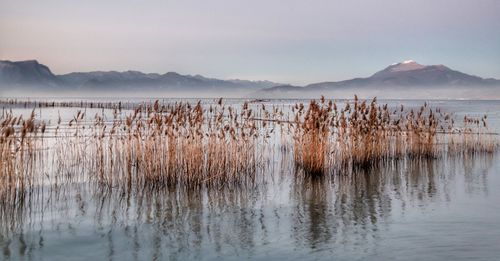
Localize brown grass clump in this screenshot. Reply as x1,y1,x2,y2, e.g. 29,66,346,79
447,115,497,154
292,98,331,175
292,96,498,176
60,99,262,189
0,109,46,208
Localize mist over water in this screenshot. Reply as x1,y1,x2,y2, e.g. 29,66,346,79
252,86,500,100
3,85,499,100
0,87,255,99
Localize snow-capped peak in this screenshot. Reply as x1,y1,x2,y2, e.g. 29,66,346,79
386,60,425,72
391,60,417,66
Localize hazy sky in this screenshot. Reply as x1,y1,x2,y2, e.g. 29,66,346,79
1,0,499,85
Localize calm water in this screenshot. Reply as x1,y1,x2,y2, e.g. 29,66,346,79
1,98,500,260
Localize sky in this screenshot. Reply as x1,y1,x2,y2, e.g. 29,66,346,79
1,0,499,85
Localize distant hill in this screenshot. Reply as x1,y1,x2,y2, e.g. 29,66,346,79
2,59,499,99
0,60,60,87
254,60,500,99
58,71,278,91
0,60,280,96
307,60,500,90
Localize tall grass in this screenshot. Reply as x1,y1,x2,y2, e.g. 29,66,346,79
1,96,498,192
57,99,263,189
0,109,46,209
292,96,497,176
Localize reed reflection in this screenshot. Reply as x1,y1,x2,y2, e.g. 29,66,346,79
0,153,496,260
289,155,494,251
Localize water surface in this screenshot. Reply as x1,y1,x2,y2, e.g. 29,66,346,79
1,99,500,260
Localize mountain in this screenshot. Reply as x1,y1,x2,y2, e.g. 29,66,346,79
254,60,500,99
0,60,60,87
58,71,278,91
0,60,280,96
2,59,499,99
307,60,499,90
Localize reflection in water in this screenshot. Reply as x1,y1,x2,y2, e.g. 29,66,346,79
0,153,496,260
289,154,495,254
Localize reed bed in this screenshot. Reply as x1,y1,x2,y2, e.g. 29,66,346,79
55,99,266,189
0,109,47,208
0,96,498,194
292,96,498,175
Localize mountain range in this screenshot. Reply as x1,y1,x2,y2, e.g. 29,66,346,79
259,60,499,91
255,60,500,99
0,60,279,96
1,59,499,99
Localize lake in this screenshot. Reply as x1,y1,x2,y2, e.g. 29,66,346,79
1,98,500,260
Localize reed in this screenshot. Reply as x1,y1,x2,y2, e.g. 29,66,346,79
56,99,263,189
291,96,498,176
0,96,498,193
0,109,47,209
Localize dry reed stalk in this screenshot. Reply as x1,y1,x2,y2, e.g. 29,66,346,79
292,96,498,176
0,96,498,194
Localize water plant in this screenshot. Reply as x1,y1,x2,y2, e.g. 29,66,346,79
1,96,498,192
